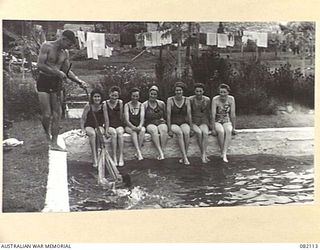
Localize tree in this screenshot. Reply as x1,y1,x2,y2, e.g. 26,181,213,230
280,22,315,76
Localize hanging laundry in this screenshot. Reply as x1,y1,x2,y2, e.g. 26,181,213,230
86,32,106,59
87,40,92,58
206,33,217,46
159,30,172,45
63,24,95,33
77,31,86,49
147,23,158,32
256,32,268,48
92,41,99,60
243,31,258,42
217,33,228,48
104,47,113,57
144,32,153,47
151,31,159,47
227,33,234,47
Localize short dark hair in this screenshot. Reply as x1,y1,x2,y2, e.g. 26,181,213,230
174,81,185,91
129,87,140,95
109,86,121,95
90,88,104,104
219,83,231,92
62,30,76,44
194,82,205,90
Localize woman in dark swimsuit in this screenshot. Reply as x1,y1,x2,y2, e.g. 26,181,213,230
211,84,236,163
105,86,124,167
80,89,108,171
189,83,211,163
167,82,192,165
143,85,167,160
124,87,145,160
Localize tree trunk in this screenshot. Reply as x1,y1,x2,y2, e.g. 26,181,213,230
177,39,182,79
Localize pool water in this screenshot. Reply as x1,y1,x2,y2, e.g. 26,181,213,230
67,154,314,211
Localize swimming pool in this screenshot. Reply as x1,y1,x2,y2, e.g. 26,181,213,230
67,154,313,211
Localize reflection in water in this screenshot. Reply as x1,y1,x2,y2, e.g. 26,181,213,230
67,154,313,211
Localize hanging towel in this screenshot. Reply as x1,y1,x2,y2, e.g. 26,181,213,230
206,33,217,46
256,32,268,48
92,41,99,60
104,47,113,57
217,33,228,48
147,23,158,32
87,40,93,59
151,31,160,47
159,30,172,45
227,33,234,47
243,31,258,42
86,32,106,58
144,32,153,47
77,31,86,49
242,35,249,45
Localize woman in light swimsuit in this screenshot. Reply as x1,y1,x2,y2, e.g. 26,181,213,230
143,85,168,160
124,87,145,160
211,84,236,163
105,86,124,167
189,83,211,163
167,82,193,165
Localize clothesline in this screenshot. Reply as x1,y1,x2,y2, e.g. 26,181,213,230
56,29,269,60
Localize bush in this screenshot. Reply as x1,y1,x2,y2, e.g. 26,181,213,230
99,65,155,103
191,54,314,114
4,72,40,121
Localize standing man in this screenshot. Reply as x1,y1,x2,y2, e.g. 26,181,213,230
37,30,87,151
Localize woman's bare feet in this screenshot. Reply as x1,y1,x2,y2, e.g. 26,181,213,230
222,153,228,163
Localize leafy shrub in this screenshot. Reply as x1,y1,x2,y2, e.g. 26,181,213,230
99,65,155,103
3,72,40,121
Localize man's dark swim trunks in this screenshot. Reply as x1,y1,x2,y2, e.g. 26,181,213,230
36,72,63,93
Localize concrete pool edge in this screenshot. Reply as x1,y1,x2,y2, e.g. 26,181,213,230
63,127,314,162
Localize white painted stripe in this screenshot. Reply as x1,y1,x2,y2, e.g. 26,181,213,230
42,136,70,213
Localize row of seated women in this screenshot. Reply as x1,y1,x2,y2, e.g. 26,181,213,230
80,82,236,168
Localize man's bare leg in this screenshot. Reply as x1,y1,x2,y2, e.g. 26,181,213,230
38,92,52,141
49,92,66,151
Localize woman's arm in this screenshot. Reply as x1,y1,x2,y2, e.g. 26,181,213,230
205,96,212,123
119,100,124,122
124,103,135,129
138,102,145,128
80,103,90,133
211,97,217,135
186,97,193,129
166,97,172,133
159,100,166,119
103,101,110,135
230,96,236,134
